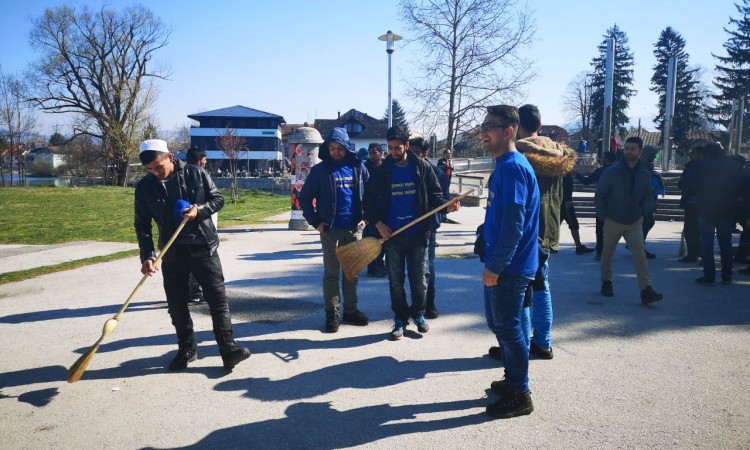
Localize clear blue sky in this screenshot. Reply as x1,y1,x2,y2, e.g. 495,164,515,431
0,0,740,137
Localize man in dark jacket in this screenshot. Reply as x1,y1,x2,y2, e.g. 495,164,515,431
363,126,458,340
410,137,450,319
135,139,250,371
681,143,742,284
595,137,663,304
298,128,370,332
576,151,617,260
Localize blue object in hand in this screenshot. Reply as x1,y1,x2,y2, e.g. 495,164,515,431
173,199,191,223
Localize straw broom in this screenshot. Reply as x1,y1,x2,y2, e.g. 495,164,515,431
337,189,475,281
67,205,196,383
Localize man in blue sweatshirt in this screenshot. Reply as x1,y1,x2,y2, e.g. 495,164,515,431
299,128,370,333
480,105,540,419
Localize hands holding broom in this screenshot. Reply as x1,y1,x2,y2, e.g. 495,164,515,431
375,201,461,241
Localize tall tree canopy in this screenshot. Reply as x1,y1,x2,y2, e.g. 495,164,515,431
650,26,705,151
710,0,750,139
589,25,636,137
27,5,169,186
400,0,534,152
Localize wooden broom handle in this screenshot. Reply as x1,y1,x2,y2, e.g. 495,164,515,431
389,189,475,239
113,205,197,319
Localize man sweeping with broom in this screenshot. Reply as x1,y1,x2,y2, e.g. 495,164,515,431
363,126,459,340
135,139,250,371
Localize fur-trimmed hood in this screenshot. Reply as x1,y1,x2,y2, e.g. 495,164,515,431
516,136,577,178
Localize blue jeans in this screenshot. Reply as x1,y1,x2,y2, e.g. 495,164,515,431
385,236,429,323
521,259,552,349
699,215,734,280
484,274,531,393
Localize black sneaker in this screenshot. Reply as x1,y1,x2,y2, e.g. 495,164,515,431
424,306,439,319
169,343,198,371
221,346,251,370
678,256,698,263
529,341,553,360
414,315,429,333
486,391,534,419
645,250,656,259
695,275,715,286
721,276,732,285
601,281,614,297
342,310,369,326
640,286,663,304
490,379,509,396
488,346,502,360
576,245,595,255
325,311,340,333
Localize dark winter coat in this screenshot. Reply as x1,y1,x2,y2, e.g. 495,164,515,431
595,160,653,224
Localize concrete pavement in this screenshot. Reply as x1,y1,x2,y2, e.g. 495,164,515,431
0,205,748,449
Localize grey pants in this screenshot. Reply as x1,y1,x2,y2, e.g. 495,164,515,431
600,217,652,289
320,227,359,315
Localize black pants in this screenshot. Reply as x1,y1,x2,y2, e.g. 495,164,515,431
162,244,235,350
683,204,700,259
595,217,604,255
642,210,656,242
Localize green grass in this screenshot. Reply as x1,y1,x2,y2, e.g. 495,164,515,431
0,249,140,284
0,186,289,245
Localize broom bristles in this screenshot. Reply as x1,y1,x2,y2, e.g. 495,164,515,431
67,344,100,383
336,237,382,281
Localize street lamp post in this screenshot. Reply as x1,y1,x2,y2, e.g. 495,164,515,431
378,30,402,128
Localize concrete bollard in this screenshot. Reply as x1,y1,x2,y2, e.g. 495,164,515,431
288,126,323,230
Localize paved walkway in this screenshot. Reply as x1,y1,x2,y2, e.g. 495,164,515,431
0,205,748,449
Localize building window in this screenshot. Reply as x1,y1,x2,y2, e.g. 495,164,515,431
345,122,363,134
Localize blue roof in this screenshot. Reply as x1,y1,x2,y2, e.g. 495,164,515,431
188,105,285,122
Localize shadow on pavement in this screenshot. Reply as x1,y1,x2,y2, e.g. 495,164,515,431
0,301,165,324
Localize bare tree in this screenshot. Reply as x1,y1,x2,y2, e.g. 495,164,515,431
0,68,38,187
562,71,595,142
217,126,245,204
165,123,194,155
400,0,535,153
26,5,169,186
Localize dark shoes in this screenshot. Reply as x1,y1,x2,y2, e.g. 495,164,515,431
486,391,534,419
644,250,656,259
739,266,750,275
601,281,614,297
169,343,198,371
576,245,595,255
488,346,502,361
721,276,732,285
640,286,663,304
490,379,509,396
366,268,388,278
342,310,370,326
678,256,698,263
695,275,715,286
325,311,340,333
424,307,439,319
221,346,251,370
414,315,429,333
529,341,554,359
594,253,601,261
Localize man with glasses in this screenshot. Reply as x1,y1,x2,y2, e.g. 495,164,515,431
479,106,540,419
135,139,251,372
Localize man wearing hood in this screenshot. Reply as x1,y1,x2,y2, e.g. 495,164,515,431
299,128,370,333
135,139,251,372
363,126,459,340
509,104,576,361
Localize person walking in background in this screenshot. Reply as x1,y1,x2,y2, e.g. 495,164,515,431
677,146,706,263
410,137,450,319
363,126,458,340
641,150,665,260
595,137,663,304
681,143,742,285
479,105,540,419
134,139,251,371
561,172,595,255
576,151,617,261
298,128,371,332
363,143,387,278
437,149,454,184
731,155,750,266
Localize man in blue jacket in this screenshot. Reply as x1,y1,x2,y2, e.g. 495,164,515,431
480,105,540,419
298,128,370,333
595,137,663,303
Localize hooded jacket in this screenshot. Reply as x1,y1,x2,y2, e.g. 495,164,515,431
134,159,223,263
515,136,577,251
298,128,368,229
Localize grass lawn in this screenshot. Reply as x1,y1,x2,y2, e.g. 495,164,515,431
0,186,289,245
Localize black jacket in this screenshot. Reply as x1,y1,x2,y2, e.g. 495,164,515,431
134,159,224,263
363,150,446,241
680,156,742,217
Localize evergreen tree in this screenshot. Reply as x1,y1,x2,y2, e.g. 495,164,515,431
383,99,409,132
49,131,66,146
589,25,636,137
710,0,750,137
650,27,705,151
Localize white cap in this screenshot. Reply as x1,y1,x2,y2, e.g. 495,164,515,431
139,139,169,153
